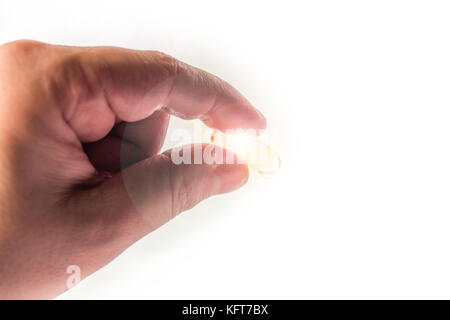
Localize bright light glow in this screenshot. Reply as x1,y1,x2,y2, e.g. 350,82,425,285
208,129,281,175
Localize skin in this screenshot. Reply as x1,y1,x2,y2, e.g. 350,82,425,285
0,40,266,299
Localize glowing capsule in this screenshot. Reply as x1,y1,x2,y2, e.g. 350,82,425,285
208,129,281,176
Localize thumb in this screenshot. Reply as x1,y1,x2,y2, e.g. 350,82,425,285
78,144,248,245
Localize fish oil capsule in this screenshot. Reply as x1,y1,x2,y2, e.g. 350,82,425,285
208,129,281,176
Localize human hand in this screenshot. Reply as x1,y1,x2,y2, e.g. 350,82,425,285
0,40,266,299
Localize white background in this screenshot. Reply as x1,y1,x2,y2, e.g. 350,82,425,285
1,0,450,299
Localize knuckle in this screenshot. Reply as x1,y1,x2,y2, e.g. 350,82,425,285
169,165,208,217
0,39,47,64
158,154,190,218
172,169,191,216
146,50,186,85
0,40,100,108
45,52,99,107
151,50,181,72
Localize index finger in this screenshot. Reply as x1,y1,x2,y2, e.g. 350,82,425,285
47,44,266,141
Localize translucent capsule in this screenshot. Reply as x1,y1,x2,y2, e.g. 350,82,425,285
208,129,281,176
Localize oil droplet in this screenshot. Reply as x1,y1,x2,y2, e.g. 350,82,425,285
208,129,281,175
